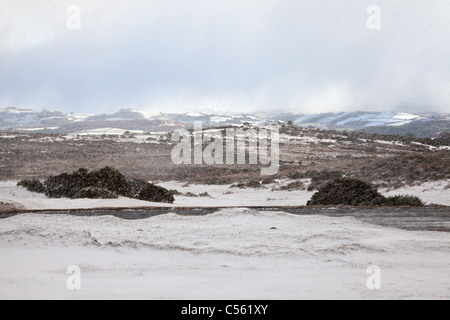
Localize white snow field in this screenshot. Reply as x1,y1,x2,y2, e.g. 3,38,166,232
2,180,449,211
0,209,449,300
0,181,173,211
0,181,316,210
380,180,450,207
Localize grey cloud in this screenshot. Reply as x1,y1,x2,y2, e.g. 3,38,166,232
0,0,449,114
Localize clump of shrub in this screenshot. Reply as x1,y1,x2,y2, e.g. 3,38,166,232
73,187,118,199
185,192,198,197
88,167,132,197
261,177,276,185
44,169,89,198
231,180,263,189
383,195,425,207
183,191,212,198
307,178,386,206
17,167,174,204
44,167,132,199
17,179,45,193
137,184,174,203
288,172,303,180
244,180,262,188
168,189,183,196
307,178,425,207
128,179,151,197
273,180,306,191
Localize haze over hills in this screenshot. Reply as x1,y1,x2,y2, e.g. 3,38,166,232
0,107,449,138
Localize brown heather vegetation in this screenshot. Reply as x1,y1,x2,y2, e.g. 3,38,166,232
1,125,449,192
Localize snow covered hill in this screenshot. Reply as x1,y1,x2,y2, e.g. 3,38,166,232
291,112,424,128
1,107,448,137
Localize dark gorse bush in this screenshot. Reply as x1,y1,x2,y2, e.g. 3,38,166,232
44,167,132,198
17,179,45,193
137,184,175,203
307,178,425,207
307,178,386,206
17,167,174,204
383,195,425,207
73,187,118,199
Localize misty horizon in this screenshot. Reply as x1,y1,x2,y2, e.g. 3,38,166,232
1,106,449,118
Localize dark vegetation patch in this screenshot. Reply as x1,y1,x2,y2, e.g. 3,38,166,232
383,195,425,207
137,184,175,203
44,167,132,198
183,192,212,198
18,167,174,203
307,178,425,207
17,179,45,193
128,179,151,198
359,121,450,139
231,180,263,189
73,187,118,199
2,122,449,189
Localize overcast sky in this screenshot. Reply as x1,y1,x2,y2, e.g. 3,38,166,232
1,0,449,114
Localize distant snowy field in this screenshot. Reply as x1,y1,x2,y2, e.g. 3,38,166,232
0,210,449,299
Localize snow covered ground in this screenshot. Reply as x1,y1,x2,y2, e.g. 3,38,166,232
380,180,450,207
0,181,172,211
0,181,315,210
1,180,450,211
0,209,449,299
159,181,315,208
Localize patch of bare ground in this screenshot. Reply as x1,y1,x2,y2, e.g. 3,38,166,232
0,202,22,213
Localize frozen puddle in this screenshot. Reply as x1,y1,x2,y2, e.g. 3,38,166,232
1,209,449,299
